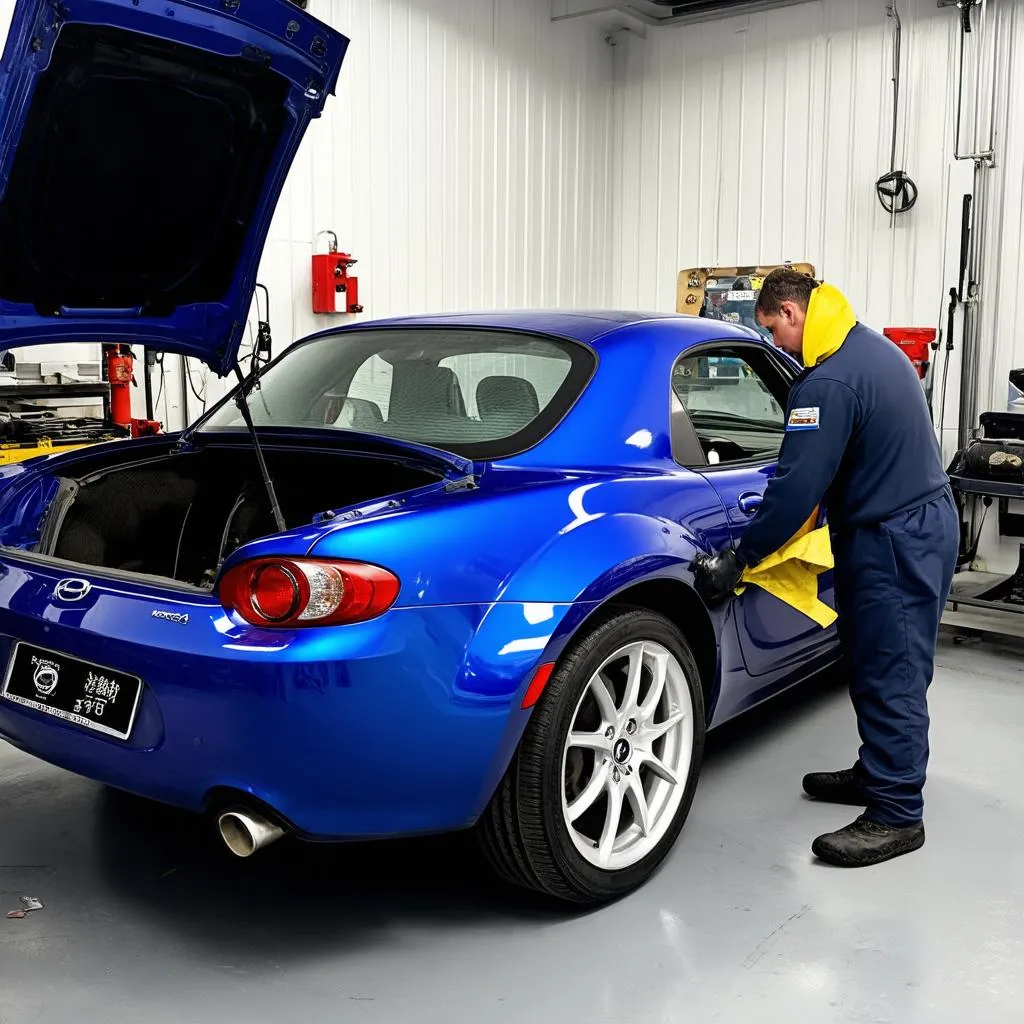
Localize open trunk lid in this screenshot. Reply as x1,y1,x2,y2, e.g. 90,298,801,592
0,0,348,374
180,419,478,483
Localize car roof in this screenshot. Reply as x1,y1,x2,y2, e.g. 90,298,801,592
317,309,766,349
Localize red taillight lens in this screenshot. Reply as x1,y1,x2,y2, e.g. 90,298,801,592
251,563,305,622
219,558,400,627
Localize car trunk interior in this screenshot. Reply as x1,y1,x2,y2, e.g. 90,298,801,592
33,443,440,588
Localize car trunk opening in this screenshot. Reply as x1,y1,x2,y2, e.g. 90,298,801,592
19,443,441,589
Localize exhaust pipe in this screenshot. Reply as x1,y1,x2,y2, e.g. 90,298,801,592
217,809,286,858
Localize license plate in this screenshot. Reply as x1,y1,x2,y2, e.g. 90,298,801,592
1,642,142,741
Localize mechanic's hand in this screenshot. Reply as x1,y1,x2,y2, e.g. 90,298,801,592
692,548,744,606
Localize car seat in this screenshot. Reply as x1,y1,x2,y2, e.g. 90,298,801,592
476,376,540,435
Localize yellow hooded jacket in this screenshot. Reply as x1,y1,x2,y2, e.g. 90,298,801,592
734,282,858,629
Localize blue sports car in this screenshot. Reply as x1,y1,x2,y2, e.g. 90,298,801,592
0,0,840,904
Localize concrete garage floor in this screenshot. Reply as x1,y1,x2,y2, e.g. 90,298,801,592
1,634,1021,1024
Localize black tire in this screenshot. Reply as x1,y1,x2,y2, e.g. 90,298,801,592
477,607,706,905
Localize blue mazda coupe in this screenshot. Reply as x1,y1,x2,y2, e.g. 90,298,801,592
0,0,839,904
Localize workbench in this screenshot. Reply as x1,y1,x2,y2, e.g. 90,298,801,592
0,380,121,465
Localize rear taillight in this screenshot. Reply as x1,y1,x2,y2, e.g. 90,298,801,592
219,558,400,627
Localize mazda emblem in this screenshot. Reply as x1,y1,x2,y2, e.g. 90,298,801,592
53,578,92,602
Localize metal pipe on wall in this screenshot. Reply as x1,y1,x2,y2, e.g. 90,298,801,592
179,354,191,434
952,0,999,452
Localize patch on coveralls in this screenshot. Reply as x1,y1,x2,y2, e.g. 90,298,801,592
787,406,820,431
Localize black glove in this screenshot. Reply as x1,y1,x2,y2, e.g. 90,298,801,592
692,548,744,606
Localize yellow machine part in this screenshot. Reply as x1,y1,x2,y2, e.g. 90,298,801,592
0,439,101,465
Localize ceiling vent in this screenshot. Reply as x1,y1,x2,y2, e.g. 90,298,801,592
648,0,794,9
553,0,820,26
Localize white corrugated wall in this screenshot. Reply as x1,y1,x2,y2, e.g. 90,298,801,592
610,0,980,457
606,0,1023,570
0,0,616,428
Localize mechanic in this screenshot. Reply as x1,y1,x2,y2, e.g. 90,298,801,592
693,268,959,868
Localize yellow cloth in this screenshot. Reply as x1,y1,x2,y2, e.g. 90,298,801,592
736,525,837,628
801,281,857,368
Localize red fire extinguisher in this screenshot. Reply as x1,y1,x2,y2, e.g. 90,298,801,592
105,344,135,428
311,230,363,315
103,344,162,437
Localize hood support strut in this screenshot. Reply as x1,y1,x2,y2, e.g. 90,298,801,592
233,365,286,534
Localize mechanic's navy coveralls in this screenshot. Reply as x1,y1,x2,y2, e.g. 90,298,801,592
736,284,959,827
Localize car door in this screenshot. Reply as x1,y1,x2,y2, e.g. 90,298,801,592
671,342,837,688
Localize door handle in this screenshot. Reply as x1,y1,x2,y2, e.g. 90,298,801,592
737,492,763,516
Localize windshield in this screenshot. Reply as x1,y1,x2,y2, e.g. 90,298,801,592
201,327,595,458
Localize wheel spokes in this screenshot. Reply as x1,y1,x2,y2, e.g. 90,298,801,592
624,772,651,837
566,760,610,822
639,648,669,719
589,672,618,724
621,644,645,716
561,638,694,872
644,708,686,742
597,776,624,868
568,730,613,754
640,749,679,786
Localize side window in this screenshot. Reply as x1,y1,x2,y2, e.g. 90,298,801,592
671,347,790,467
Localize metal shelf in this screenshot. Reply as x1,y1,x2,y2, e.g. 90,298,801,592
0,382,111,422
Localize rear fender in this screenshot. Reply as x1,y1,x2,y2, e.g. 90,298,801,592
497,510,703,604
460,511,714,703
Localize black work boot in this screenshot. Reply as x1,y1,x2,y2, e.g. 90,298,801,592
802,765,868,806
812,816,925,867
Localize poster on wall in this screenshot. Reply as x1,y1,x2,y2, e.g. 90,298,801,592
676,263,817,344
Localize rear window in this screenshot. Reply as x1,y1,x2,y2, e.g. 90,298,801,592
201,327,595,458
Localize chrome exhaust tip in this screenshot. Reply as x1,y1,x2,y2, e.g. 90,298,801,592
217,809,286,858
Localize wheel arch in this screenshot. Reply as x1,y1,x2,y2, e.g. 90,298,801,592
552,574,722,723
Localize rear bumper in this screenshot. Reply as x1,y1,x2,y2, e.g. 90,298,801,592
0,571,539,838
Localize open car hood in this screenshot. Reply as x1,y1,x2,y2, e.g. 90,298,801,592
0,0,348,374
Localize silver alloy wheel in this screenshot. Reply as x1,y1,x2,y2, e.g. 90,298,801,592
560,639,694,871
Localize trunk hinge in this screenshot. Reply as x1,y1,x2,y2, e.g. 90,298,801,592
233,365,287,534
444,473,479,493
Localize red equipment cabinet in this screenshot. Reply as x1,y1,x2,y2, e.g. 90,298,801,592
312,230,364,315
883,327,936,381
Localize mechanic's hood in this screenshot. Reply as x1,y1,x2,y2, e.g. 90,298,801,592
801,282,857,368
0,0,347,375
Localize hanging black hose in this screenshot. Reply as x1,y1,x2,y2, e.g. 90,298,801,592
143,348,156,419
184,358,207,406
153,353,166,412
876,3,918,214
936,287,958,439
958,194,972,300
